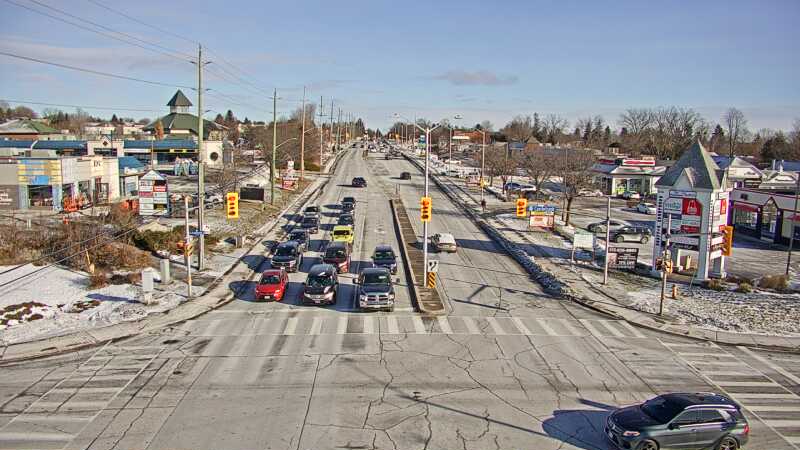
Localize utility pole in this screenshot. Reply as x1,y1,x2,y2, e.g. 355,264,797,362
317,96,325,167
659,215,672,315
786,174,800,274
603,196,611,284
196,44,206,270
270,88,278,204
184,195,192,298
329,99,334,152
300,86,306,181
480,130,486,204
336,109,342,150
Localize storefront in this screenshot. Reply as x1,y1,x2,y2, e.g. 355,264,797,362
592,157,666,196
730,188,800,246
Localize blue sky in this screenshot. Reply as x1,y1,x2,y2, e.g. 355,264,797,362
1,0,798,132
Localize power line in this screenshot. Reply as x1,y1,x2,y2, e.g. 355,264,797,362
3,0,194,63
0,51,194,89
86,0,198,46
0,99,161,113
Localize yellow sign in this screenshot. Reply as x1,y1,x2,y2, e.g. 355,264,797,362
420,196,432,222
516,198,528,217
226,192,239,219
426,272,436,288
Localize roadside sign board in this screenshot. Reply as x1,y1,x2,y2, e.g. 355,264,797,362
426,260,439,273
529,215,554,229
573,231,595,249
608,247,638,270
529,204,556,215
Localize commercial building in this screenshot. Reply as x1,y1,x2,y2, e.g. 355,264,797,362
0,119,64,140
592,156,666,196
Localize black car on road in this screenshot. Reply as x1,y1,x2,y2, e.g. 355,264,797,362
337,213,354,226
271,241,303,273
400,172,411,180
302,264,339,305
371,245,398,274
341,196,356,212
287,228,310,252
609,226,652,244
322,241,351,273
352,177,367,187
301,216,319,234
606,392,749,450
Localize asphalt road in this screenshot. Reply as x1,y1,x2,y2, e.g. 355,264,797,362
0,147,798,450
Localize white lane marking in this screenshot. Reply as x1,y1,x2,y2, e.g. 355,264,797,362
512,318,532,336
701,370,762,377
412,316,426,334
363,317,374,334
309,317,324,335
746,405,800,412
386,316,399,335
462,317,481,335
0,431,73,441
559,319,584,337
50,388,119,395
579,319,605,338
599,321,626,338
619,321,647,339
734,393,798,399
713,381,779,387
283,317,299,335
536,318,557,336
660,341,710,348
15,414,92,423
486,317,506,335
764,419,800,428
677,352,737,358
437,316,453,334
337,316,348,335
684,360,743,367
738,346,800,385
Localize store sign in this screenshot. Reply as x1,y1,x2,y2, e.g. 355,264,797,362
529,204,556,215
573,231,595,249
663,197,683,214
608,247,638,270
669,190,697,198
529,215,554,228
682,198,701,216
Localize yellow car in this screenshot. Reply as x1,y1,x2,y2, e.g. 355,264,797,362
332,225,354,245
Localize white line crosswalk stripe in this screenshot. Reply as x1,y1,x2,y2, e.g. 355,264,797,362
336,316,348,335
386,316,399,334
283,317,299,335
512,318,532,336
486,317,506,335
412,317,426,334
579,319,605,338
462,317,481,335
309,317,323,335
437,316,452,334
362,316,374,334
599,321,626,338
536,318,557,336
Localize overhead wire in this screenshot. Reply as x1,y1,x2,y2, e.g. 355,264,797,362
0,99,161,113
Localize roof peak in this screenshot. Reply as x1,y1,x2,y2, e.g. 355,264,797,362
655,140,726,191
167,90,193,107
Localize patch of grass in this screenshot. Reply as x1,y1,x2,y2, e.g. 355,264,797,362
758,274,789,292
704,278,726,291
88,270,109,289
735,282,753,293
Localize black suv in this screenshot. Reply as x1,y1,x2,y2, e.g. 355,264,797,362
287,228,310,253
352,177,367,187
606,393,749,450
322,241,351,273
341,196,356,212
301,216,319,234
271,241,303,272
302,264,339,305
400,172,411,180
371,245,398,274
609,225,652,244
337,213,354,226
354,267,395,312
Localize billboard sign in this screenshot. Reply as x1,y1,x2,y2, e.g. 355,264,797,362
608,247,639,270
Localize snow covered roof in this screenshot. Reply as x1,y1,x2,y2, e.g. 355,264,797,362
656,141,726,190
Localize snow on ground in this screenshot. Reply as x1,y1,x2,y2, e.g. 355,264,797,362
496,214,800,337
0,263,183,345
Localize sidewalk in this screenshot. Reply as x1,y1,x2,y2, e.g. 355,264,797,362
405,154,800,351
0,152,342,363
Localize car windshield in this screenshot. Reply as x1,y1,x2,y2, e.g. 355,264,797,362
260,275,281,284
641,397,683,424
306,207,319,213
362,272,390,284
290,232,305,240
307,274,334,288
343,197,355,203
325,248,346,258
334,230,351,236
303,218,317,225
339,216,353,223
374,250,394,259
275,246,295,256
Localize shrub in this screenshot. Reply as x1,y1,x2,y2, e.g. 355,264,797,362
735,282,753,293
92,242,150,270
88,270,109,289
704,278,725,291
759,274,789,292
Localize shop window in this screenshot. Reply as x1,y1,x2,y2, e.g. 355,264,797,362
762,203,778,238
733,209,758,230
28,185,53,207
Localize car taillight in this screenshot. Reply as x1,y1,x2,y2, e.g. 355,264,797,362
743,424,750,436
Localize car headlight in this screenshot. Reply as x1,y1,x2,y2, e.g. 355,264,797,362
323,291,334,299
359,294,368,301
622,431,640,437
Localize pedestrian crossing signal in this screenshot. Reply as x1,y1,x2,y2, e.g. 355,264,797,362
226,192,239,219
420,196,432,222
516,198,527,217
721,225,734,256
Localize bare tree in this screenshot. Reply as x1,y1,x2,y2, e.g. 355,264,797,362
480,145,516,186
558,148,597,225
650,106,707,160
723,107,748,157
790,118,800,158
542,114,569,144
479,120,494,132
518,150,557,193
501,115,534,143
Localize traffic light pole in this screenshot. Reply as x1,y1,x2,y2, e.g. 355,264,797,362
423,129,430,279
659,214,672,316
603,196,611,285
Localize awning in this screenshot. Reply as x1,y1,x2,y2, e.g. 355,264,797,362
732,203,759,212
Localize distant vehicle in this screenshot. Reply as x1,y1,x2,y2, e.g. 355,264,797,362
302,264,339,305
322,241,351,273
341,196,356,212
352,177,367,187
254,269,288,301
371,245,398,274
354,267,395,312
621,190,641,200
301,216,319,234
400,172,412,180
579,189,605,197
605,392,749,450
287,228,310,252
332,225,354,245
636,202,657,215
303,205,320,218
523,190,554,202
588,219,629,234
271,241,303,272
431,233,457,253
610,226,651,244
337,213,354,226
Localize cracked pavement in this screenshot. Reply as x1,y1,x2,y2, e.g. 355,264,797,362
0,149,797,450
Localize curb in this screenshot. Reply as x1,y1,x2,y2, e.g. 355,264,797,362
388,198,421,313
0,152,344,364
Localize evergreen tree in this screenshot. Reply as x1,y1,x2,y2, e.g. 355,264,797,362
532,113,542,141
110,114,119,124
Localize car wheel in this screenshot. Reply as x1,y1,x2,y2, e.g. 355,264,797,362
716,436,738,450
640,236,649,244
635,440,658,450
615,235,625,243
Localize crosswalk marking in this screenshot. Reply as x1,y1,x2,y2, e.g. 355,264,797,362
512,318,531,336
685,360,742,366
619,321,647,339
738,346,800,385
310,317,323,335
559,319,584,336
412,316,426,334
462,317,481,335
763,419,800,428
714,381,779,387
734,393,798,399
678,352,737,358
746,405,800,412
336,316,348,335
363,316,374,334
579,319,604,338
787,437,800,444
386,316,399,334
283,317,299,335
536,318,557,336
437,316,452,334
599,320,626,337
486,317,506,335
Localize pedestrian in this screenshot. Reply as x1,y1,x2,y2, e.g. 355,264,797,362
480,198,486,212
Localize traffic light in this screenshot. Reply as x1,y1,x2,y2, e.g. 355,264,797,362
721,225,734,256
420,196,432,222
516,198,528,217
226,192,239,219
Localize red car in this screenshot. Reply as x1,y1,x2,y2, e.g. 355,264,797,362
254,269,288,301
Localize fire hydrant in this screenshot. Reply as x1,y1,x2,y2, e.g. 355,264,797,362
672,284,679,299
